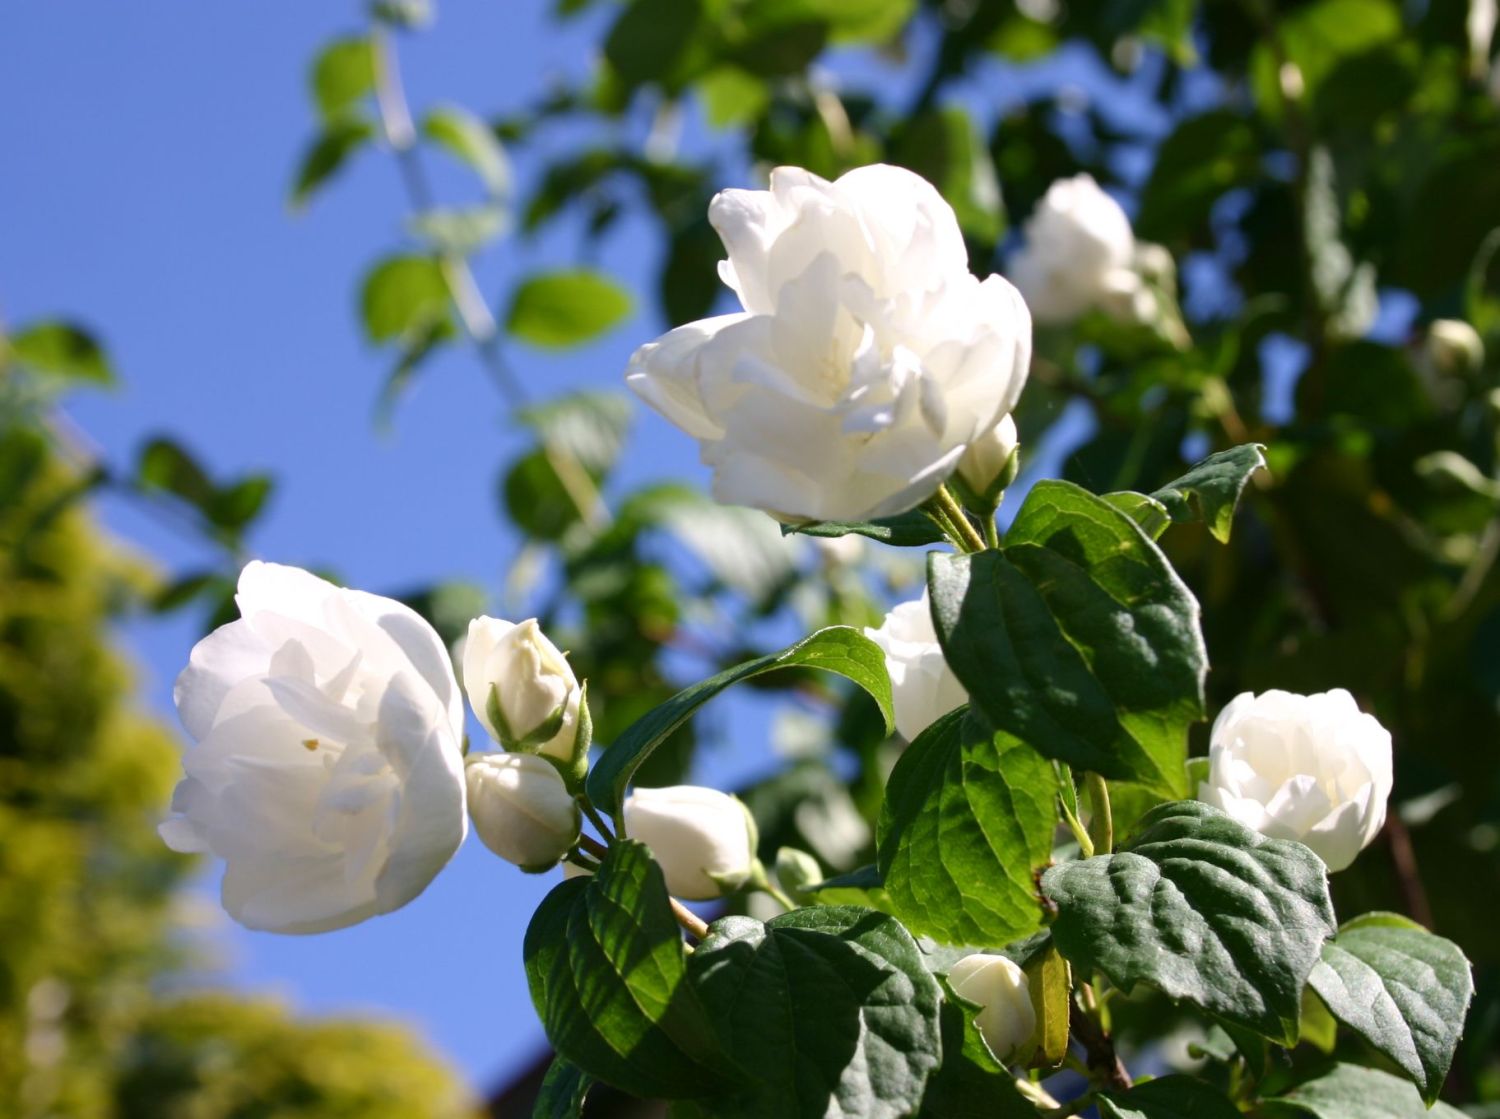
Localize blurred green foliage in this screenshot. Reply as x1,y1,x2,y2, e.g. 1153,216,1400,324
0,381,475,1116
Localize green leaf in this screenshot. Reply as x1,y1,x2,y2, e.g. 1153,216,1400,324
877,708,1058,947
7,321,114,384
783,510,947,547
1136,111,1262,243
533,1057,591,1119
310,36,374,120
688,907,943,1119
695,67,769,130
1146,444,1267,544
406,206,507,255
1102,492,1171,540
523,841,729,1100
890,107,1004,246
1261,1062,1471,1119
517,390,633,477
1306,912,1474,1103
1020,938,1070,1069
137,438,215,508
422,105,512,198
928,480,1206,796
1098,1075,1243,1119
917,977,1035,1118
359,255,451,344
291,118,374,208
1249,0,1402,120
506,269,633,349
603,0,709,91
1041,801,1336,1044
586,627,894,816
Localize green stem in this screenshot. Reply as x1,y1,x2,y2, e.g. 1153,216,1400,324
928,484,987,553
578,833,610,861
580,798,616,843
920,502,968,553
982,514,1001,550
1085,773,1114,856
1059,794,1095,859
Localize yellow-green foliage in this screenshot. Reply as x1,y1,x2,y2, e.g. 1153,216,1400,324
0,425,475,1118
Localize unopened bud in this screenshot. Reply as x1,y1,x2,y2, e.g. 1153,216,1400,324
1426,319,1485,378
955,414,1020,510
462,617,583,764
466,753,580,872
947,953,1037,1061
623,785,757,900
774,846,823,904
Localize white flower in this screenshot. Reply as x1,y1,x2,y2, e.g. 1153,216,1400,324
462,617,581,763
627,164,1031,523
947,953,1036,1062
623,785,757,900
865,592,967,742
1008,174,1138,324
955,413,1019,506
160,562,466,933
466,752,580,871
1198,689,1393,872
1425,319,1485,378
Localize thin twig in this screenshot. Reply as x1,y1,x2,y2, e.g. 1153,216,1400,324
1069,1000,1132,1091
929,485,987,553
670,897,710,941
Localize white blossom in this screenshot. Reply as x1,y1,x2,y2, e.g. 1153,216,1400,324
627,164,1031,523
623,785,757,900
466,752,580,871
865,592,967,742
1198,688,1393,872
161,562,466,933
1008,174,1139,325
462,616,582,763
955,413,1019,505
947,953,1036,1062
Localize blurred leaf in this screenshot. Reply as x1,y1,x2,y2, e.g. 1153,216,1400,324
406,206,507,254
292,118,375,208
518,390,632,475
360,255,451,344
661,216,724,325
696,66,770,129
1250,0,1402,120
6,321,114,385
1303,147,1376,340
371,0,432,28
1136,110,1262,243
137,438,215,509
423,104,512,198
506,269,633,348
205,475,273,533
502,449,584,541
310,36,374,120
586,627,895,817
375,318,453,426
1099,1076,1243,1119
604,0,709,91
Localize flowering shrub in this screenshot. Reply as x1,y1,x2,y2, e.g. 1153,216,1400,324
160,151,1481,1114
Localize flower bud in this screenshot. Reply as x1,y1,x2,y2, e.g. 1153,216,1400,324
1425,319,1485,378
462,617,582,763
774,846,824,904
466,753,580,872
955,414,1019,510
1198,689,1393,872
947,953,1036,1062
623,785,757,900
865,592,967,742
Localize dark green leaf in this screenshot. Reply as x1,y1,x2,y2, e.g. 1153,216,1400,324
689,907,942,1119
1307,912,1474,1103
1146,444,1267,543
204,475,272,532
929,481,1206,796
533,1056,591,1119
1041,801,1337,1044
877,708,1057,947
517,391,632,476
523,841,729,1100
310,36,374,120
586,627,895,817
1261,1062,1470,1118
1136,111,1262,243
359,255,451,344
604,0,708,91
1102,492,1171,540
506,269,633,349
784,510,947,547
1099,1075,1242,1119
137,438,215,508
7,321,114,384
423,105,512,197
1249,0,1402,120
291,118,374,208
890,107,1004,246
